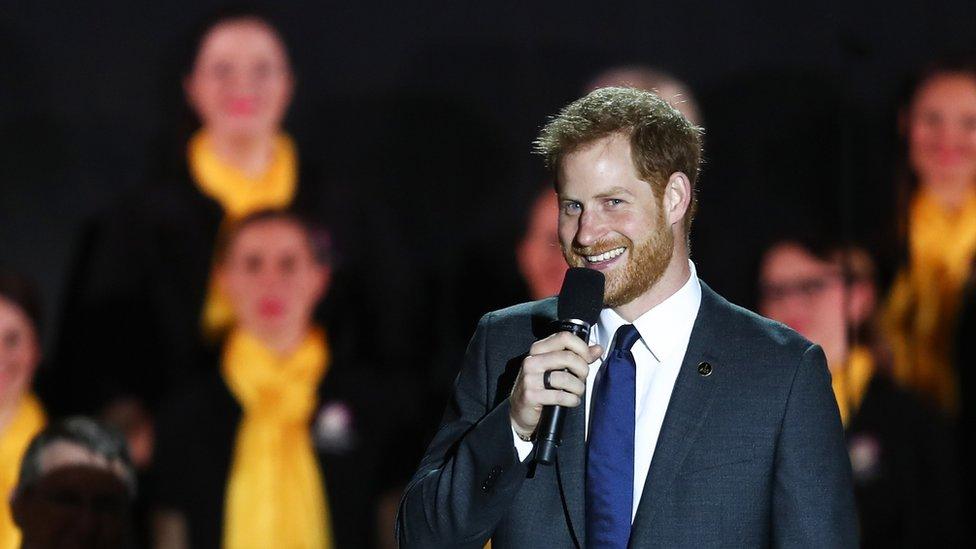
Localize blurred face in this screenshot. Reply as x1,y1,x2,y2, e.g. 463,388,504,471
0,296,39,408
517,191,568,299
558,134,674,308
13,443,131,549
218,220,327,341
908,73,976,187
759,243,847,368
185,18,293,139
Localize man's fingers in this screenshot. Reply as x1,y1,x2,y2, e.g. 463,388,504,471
523,387,582,408
523,350,590,379
529,331,592,358
543,370,586,397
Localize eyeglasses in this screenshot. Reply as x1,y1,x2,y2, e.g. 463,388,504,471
760,273,843,303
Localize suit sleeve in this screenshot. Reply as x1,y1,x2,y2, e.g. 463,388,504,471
771,344,859,548
396,312,530,548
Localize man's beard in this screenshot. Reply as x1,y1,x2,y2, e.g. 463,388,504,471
563,209,674,307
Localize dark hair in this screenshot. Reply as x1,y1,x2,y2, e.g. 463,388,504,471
534,86,704,233
0,269,42,336
15,417,136,498
214,209,332,265
181,4,292,79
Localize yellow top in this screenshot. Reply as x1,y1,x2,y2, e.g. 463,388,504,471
188,130,299,337
831,346,874,428
883,188,976,414
0,394,46,549
221,328,333,549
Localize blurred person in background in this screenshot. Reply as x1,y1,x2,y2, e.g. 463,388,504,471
0,271,47,548
759,236,961,547
882,57,976,417
881,58,976,527
587,65,702,125
152,210,409,548
10,417,136,549
515,187,566,300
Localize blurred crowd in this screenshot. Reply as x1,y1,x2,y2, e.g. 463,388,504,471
2,5,976,549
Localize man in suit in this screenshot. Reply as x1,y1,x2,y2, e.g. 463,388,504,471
397,87,858,548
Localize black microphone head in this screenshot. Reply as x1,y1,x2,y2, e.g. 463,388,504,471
557,267,605,324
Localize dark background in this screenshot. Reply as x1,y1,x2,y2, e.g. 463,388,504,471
2,0,975,358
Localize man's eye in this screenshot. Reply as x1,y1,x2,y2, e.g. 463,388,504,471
606,198,623,207
562,202,581,215
799,278,827,296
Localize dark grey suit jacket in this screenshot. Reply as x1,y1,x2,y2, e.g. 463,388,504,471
397,282,858,547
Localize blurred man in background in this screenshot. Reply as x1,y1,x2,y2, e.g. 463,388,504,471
758,235,962,546
11,417,136,549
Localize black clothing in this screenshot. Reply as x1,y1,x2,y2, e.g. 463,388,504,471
45,161,412,414
152,349,412,548
846,374,962,547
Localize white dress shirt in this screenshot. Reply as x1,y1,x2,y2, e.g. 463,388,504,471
513,261,702,522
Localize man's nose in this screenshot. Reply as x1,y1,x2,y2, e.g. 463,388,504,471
574,209,606,247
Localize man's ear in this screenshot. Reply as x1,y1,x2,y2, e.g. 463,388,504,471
846,280,877,327
664,171,692,226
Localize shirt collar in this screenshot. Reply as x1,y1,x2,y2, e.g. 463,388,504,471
594,260,702,363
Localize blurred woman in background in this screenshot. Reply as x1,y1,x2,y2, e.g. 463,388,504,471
152,211,408,548
883,58,976,416
0,271,46,548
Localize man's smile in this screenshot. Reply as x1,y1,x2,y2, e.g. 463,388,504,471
582,246,626,268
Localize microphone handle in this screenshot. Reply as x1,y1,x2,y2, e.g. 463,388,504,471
535,320,590,465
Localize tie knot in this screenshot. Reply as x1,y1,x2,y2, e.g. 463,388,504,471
612,324,640,352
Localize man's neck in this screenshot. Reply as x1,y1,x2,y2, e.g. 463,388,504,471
612,249,691,322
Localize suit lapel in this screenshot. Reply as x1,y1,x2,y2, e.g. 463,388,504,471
556,394,587,547
629,283,727,544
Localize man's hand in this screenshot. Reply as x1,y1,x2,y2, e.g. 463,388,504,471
509,331,602,439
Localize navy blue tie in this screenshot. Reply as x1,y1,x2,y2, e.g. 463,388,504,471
586,324,640,548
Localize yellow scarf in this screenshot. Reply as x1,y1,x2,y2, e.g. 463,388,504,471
882,188,976,414
0,394,45,549
831,346,874,428
221,328,333,549
188,129,299,337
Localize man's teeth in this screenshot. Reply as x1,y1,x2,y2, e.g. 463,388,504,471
585,247,625,263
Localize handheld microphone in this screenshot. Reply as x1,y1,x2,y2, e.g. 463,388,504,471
535,267,604,465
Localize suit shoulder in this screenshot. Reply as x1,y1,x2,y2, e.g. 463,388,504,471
703,285,816,360
482,297,557,326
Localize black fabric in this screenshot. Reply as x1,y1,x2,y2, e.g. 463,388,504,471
43,157,414,415
955,275,976,540
152,346,414,548
846,374,963,547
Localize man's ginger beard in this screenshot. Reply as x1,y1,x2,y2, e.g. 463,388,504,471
563,205,674,308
